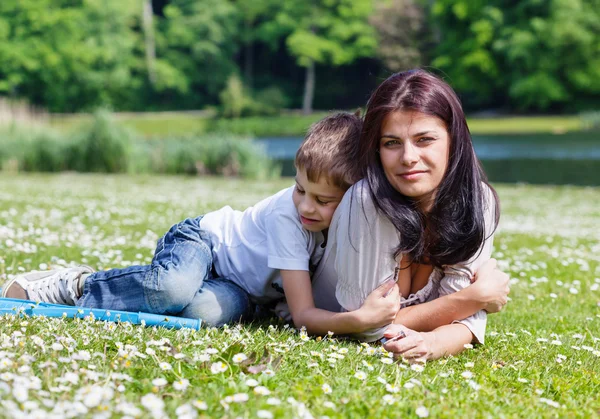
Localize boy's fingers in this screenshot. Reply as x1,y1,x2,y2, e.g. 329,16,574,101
383,324,408,338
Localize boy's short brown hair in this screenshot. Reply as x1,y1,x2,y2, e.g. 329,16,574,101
295,111,363,191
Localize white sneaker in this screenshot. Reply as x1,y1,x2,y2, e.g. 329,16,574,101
1,266,95,305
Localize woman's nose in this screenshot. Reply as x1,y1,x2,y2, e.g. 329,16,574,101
401,142,419,166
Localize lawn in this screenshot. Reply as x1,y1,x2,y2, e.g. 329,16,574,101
0,174,599,418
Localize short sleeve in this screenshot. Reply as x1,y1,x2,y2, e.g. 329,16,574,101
266,207,312,271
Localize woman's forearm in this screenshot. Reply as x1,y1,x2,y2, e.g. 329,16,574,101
423,323,474,359
394,286,484,331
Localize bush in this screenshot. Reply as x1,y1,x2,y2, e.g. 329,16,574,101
138,134,279,179
580,111,600,131
219,75,251,119
0,112,279,179
67,110,133,173
218,75,290,118
253,86,289,116
0,125,68,172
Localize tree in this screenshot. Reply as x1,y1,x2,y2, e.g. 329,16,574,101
234,0,274,89
0,0,141,111
156,0,240,107
369,0,432,72
430,0,600,111
493,0,600,111
429,0,503,107
263,0,377,114
142,0,157,86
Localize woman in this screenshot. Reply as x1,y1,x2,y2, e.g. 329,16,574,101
310,69,510,361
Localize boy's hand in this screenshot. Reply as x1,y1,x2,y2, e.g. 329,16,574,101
468,259,510,313
382,324,432,363
359,280,401,329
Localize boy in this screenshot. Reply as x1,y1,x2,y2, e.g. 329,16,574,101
3,112,400,335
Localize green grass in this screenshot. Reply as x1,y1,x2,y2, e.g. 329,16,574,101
49,112,584,138
0,174,599,418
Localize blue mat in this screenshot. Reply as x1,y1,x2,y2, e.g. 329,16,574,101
0,297,202,330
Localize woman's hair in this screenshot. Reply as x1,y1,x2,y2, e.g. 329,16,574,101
359,69,500,267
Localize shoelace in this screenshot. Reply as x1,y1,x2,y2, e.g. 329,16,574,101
29,270,79,305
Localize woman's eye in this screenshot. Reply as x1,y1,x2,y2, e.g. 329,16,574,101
383,140,399,147
418,137,434,143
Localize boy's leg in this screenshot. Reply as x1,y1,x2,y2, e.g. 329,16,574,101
4,217,213,315
80,217,213,314
179,278,254,327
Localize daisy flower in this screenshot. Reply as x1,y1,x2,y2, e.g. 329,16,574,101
232,353,247,363
354,371,367,380
173,379,190,391
210,362,228,374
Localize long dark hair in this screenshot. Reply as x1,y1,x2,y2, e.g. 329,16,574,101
360,69,499,267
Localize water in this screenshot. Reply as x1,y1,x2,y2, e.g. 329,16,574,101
256,131,600,185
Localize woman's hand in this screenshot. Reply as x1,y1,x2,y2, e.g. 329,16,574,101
469,258,510,313
358,280,401,330
382,324,432,363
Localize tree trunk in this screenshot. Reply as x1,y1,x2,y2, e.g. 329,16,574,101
302,59,315,115
142,0,157,86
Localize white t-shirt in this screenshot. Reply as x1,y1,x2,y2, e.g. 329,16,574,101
310,179,496,343
199,186,325,303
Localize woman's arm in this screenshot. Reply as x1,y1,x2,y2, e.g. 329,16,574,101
394,259,510,331
282,270,401,336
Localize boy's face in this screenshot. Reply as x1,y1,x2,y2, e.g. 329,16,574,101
292,168,345,233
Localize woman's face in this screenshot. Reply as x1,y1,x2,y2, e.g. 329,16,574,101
379,110,450,211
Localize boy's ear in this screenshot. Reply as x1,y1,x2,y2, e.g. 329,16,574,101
354,108,362,118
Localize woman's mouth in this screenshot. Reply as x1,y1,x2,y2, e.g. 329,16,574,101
399,171,426,181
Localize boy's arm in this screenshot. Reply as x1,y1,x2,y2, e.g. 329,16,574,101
281,270,400,336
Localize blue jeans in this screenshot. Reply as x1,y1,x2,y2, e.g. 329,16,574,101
76,217,254,327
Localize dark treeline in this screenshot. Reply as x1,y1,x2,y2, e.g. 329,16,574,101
0,0,598,114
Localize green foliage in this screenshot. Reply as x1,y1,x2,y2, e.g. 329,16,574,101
431,0,600,110
219,75,251,119
0,0,141,111
157,0,240,105
369,0,429,71
137,135,279,179
580,111,600,131
0,0,599,113
0,125,68,172
279,0,377,67
0,113,278,178
219,74,290,118
68,111,133,173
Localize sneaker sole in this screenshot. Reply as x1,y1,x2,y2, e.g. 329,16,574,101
1,274,29,299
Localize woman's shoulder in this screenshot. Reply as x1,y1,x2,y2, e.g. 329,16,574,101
341,179,377,210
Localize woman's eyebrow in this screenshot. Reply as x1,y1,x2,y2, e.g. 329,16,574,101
381,131,436,140
411,130,435,137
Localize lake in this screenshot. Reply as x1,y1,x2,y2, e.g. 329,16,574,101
256,131,600,185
